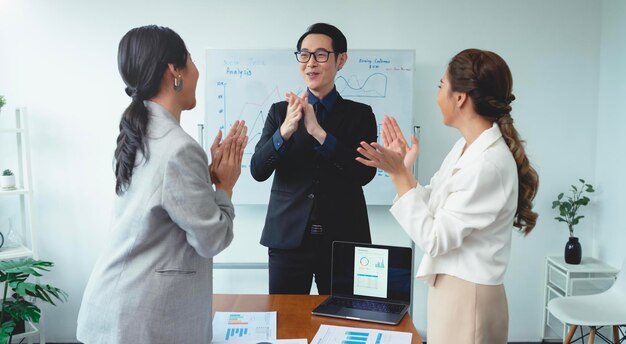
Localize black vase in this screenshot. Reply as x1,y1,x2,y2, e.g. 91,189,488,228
565,236,582,264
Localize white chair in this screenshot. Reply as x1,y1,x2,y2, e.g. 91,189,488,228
548,256,626,344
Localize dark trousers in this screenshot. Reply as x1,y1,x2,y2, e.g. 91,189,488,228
268,231,332,295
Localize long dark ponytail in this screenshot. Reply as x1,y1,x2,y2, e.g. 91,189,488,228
447,49,539,235
114,25,188,195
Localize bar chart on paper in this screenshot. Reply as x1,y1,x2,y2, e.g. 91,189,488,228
311,325,411,344
212,311,277,343
224,322,249,341
342,330,376,344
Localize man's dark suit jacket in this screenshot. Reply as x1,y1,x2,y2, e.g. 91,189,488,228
250,95,377,249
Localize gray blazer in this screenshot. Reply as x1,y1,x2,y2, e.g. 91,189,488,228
77,101,234,344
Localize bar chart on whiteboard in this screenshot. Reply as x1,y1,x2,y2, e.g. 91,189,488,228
205,49,414,204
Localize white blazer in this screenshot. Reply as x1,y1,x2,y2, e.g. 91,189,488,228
390,123,518,286
77,101,234,344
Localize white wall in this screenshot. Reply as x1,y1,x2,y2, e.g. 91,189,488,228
594,0,626,269
0,0,611,342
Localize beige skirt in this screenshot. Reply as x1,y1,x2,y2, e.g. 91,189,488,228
427,274,509,344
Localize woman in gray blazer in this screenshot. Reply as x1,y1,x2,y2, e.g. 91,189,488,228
76,25,247,344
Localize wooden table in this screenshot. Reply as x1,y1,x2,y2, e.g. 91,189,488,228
213,294,422,343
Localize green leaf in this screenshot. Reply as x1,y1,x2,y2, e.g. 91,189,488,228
0,259,53,275
0,321,16,343
554,179,595,229
8,281,67,305
3,298,41,323
0,258,67,332
11,281,38,297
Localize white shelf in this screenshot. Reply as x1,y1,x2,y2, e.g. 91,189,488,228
0,108,43,343
0,128,24,133
548,256,620,274
0,245,34,260
0,187,29,196
542,255,618,341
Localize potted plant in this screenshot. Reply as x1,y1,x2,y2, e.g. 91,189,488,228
0,258,68,343
552,179,595,264
0,170,16,190
0,95,6,114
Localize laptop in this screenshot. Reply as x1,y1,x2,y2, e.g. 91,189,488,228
312,241,413,325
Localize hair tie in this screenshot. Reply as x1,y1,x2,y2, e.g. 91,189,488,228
125,86,142,101
506,94,516,105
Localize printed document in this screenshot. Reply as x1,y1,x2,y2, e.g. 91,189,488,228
312,324,412,344
212,311,277,343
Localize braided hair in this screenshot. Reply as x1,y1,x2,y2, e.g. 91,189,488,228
448,49,539,235
114,25,188,195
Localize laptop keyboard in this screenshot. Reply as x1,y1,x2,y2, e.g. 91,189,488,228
329,297,405,314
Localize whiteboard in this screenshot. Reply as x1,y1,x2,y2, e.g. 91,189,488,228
205,49,415,204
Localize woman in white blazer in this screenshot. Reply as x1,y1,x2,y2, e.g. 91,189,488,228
77,26,247,344
356,49,539,344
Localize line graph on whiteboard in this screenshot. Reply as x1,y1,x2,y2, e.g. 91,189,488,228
213,82,304,157
205,49,414,204
335,72,388,98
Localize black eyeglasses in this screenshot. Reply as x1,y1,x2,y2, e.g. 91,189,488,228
294,49,335,63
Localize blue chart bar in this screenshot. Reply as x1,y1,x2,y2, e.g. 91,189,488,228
375,333,383,344
225,327,248,340
342,331,369,344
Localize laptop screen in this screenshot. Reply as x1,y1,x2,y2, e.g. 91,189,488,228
331,241,412,304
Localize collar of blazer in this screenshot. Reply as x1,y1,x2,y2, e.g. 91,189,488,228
452,122,504,172
145,101,179,125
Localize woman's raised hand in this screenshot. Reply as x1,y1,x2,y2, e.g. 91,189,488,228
356,140,406,175
355,115,418,197
210,120,248,198
381,116,419,171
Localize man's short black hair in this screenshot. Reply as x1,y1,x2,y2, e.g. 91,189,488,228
296,23,347,54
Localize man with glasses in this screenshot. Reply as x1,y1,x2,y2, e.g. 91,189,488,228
251,23,377,294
